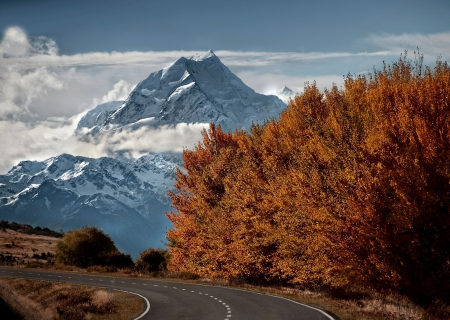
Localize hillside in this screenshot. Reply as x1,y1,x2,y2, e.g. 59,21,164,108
0,221,62,266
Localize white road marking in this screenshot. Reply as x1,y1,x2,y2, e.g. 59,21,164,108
1,271,237,320
115,289,150,320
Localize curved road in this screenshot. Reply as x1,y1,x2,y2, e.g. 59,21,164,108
0,267,335,320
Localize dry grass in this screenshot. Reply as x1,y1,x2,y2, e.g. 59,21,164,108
0,228,59,266
0,277,144,320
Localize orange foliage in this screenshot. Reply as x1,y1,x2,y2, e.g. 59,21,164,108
166,53,450,304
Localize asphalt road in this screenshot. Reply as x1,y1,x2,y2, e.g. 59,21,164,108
0,267,335,320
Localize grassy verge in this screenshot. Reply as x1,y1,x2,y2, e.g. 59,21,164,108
0,277,144,320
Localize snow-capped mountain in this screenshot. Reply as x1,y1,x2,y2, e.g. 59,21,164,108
77,50,286,135
276,86,299,104
76,100,124,133
0,153,181,258
1,50,289,259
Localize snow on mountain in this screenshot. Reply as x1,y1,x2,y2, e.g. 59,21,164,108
0,153,182,258
77,50,286,135
76,100,124,136
1,50,289,258
276,86,299,104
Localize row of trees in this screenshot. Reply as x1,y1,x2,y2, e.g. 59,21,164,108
55,226,168,272
166,53,450,305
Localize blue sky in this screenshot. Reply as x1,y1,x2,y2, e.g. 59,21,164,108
2,0,449,53
0,0,449,172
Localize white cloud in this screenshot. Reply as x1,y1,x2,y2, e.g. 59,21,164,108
365,31,450,61
0,113,83,173
0,64,63,120
217,50,393,67
0,26,31,57
92,80,135,106
0,27,63,120
89,123,208,157
0,118,207,173
0,26,58,58
236,71,345,96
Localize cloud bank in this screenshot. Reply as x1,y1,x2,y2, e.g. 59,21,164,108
1,26,449,173
365,31,450,60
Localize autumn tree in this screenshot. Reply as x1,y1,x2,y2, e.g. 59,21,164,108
166,53,450,304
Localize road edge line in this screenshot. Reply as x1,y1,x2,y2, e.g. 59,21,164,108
156,280,335,320
267,294,335,320
114,289,150,320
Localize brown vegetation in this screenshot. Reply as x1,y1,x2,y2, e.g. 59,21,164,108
166,52,450,313
0,227,59,267
0,277,144,320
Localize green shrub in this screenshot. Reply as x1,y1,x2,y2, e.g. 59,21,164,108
135,248,169,273
55,226,125,268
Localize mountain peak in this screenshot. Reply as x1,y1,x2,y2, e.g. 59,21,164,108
191,49,216,61
278,85,293,95
76,51,286,134
277,85,298,104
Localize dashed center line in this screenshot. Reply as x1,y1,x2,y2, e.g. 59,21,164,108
1,271,233,319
